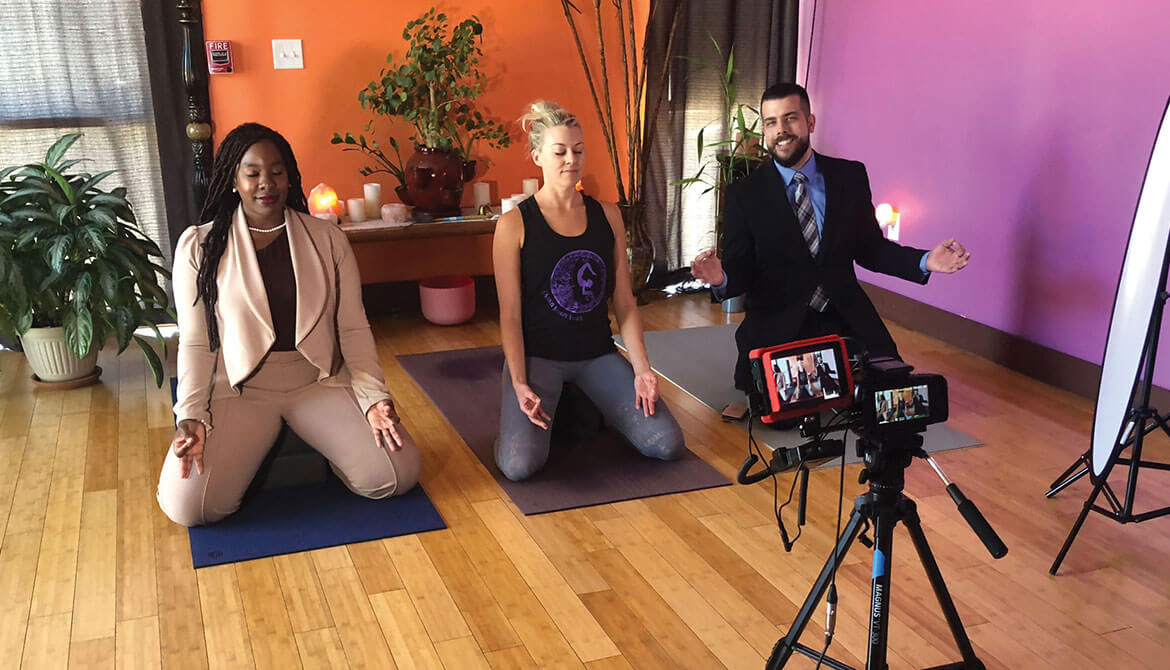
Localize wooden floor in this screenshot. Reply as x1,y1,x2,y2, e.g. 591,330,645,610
3,292,1170,669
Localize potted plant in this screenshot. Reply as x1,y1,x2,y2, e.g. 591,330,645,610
0,133,170,386
670,37,770,312
672,37,771,254
339,8,510,217
331,126,408,200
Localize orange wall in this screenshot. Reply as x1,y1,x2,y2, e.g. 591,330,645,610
203,1,649,208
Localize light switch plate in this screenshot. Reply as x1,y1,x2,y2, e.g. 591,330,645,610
272,39,303,70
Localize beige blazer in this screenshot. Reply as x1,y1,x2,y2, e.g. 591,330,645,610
172,206,389,429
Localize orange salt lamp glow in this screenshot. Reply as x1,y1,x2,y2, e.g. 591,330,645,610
308,183,343,216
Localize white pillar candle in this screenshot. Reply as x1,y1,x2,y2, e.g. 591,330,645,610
500,197,517,214
472,182,491,208
346,197,366,222
522,178,539,196
511,193,527,202
363,183,382,218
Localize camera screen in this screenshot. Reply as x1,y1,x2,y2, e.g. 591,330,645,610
874,384,931,425
770,346,844,406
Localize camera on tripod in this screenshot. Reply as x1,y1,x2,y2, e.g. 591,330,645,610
747,333,948,438
737,334,1006,669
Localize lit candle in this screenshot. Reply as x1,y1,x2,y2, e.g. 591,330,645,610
522,178,539,196
347,198,366,222
363,183,382,218
472,182,491,208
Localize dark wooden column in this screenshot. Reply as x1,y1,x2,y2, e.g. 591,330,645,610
177,0,213,213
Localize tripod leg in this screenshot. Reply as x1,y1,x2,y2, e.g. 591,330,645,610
1045,453,1090,498
767,504,867,670
1050,472,1110,575
900,499,984,668
866,514,894,670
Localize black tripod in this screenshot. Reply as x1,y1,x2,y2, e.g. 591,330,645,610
767,435,1006,669
1048,290,1170,575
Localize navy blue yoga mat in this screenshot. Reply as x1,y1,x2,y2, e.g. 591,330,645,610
187,478,446,568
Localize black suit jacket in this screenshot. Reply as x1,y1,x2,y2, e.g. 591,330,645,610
722,153,929,390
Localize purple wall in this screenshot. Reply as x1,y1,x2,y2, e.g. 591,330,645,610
808,1,1170,385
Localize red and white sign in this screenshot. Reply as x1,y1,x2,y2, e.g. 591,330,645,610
206,41,233,74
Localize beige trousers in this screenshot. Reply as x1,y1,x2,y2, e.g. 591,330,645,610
157,351,421,526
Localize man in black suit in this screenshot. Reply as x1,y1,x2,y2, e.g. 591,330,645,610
692,83,970,391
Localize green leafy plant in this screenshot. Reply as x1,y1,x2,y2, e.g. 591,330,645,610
671,37,771,251
331,125,407,186
0,133,171,385
338,7,509,175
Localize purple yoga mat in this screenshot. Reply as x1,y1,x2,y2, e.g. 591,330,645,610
397,346,730,515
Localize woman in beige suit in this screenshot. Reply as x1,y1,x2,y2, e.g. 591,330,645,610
158,123,420,526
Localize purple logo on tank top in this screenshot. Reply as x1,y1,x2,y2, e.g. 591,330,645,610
545,249,606,318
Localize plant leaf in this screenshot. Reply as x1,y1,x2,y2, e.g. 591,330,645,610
134,335,165,388
47,234,71,272
72,272,92,309
112,306,134,352
44,133,82,168
10,208,56,225
63,306,93,358
78,170,116,194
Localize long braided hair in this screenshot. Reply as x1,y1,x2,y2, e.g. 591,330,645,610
194,123,309,351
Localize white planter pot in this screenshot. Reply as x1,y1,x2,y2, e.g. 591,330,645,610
20,326,99,382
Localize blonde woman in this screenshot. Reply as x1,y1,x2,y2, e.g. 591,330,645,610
491,101,685,481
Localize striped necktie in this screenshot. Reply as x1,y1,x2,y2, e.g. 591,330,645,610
791,171,828,312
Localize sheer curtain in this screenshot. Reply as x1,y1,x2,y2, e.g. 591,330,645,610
0,0,172,264
644,0,797,273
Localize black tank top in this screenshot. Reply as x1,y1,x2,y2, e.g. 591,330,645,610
519,194,616,360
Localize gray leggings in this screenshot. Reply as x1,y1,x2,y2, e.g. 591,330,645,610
496,352,686,481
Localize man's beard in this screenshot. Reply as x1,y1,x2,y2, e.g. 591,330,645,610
770,134,811,168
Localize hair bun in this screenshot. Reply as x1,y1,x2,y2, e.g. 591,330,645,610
518,100,579,152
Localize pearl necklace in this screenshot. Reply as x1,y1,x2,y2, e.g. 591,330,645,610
247,222,286,233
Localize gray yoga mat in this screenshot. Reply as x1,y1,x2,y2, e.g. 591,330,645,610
618,325,980,464
397,346,730,515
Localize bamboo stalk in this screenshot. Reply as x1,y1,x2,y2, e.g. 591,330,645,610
559,0,623,201
625,0,641,205
615,0,634,207
592,0,626,204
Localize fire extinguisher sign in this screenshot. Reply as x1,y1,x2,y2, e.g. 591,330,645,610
206,41,233,74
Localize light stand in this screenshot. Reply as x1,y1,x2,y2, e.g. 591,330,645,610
1048,288,1170,575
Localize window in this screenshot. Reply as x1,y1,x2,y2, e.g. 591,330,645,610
1,0,171,263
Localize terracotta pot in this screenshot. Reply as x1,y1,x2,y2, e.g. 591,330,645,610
405,145,465,217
